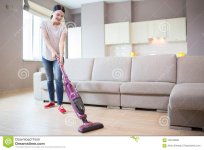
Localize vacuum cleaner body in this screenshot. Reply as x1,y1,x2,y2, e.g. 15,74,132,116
58,58,104,133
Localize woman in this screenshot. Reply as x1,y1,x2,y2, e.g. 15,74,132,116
40,4,67,113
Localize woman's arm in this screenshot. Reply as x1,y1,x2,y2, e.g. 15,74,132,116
59,30,67,63
41,29,58,58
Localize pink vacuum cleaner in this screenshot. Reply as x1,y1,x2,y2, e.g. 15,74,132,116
57,57,104,133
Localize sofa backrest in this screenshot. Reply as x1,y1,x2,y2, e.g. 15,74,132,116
177,56,204,83
64,58,94,81
131,54,177,83
92,57,132,82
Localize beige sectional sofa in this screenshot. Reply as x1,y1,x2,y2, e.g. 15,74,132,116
168,56,204,130
120,55,176,111
33,54,204,130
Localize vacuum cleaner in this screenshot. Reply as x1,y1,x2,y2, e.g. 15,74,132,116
56,57,104,133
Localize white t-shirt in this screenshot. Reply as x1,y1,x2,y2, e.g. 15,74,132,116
40,20,67,61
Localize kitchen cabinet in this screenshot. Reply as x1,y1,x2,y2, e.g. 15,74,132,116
105,22,130,44
166,17,186,42
131,21,148,44
131,17,186,44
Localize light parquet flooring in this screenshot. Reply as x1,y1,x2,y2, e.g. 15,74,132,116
0,90,203,136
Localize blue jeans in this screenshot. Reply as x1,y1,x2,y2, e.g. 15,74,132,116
42,57,63,105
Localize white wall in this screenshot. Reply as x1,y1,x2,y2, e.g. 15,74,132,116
81,2,105,58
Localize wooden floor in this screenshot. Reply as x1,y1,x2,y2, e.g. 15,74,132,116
0,90,203,136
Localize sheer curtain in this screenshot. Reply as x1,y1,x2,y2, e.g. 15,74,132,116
23,0,51,61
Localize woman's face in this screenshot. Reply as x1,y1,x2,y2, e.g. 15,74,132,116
52,10,64,24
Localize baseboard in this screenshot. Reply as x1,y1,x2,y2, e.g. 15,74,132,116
121,107,135,111
171,125,204,132
0,88,33,96
107,106,120,109
157,109,167,113
170,125,192,131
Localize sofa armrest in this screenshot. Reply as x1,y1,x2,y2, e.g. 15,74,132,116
33,72,46,100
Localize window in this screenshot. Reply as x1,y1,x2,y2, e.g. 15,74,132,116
23,1,68,60
23,10,46,61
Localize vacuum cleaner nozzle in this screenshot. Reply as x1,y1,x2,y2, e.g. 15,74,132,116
78,122,104,133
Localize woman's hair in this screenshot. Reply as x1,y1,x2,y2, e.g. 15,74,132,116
50,4,65,19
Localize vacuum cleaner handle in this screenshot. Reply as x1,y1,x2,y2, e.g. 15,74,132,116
56,56,79,100
55,56,74,85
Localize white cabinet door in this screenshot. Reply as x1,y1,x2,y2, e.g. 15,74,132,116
166,17,186,42
148,20,167,39
131,22,148,44
131,20,167,44
119,22,130,43
68,27,81,58
105,22,130,45
105,23,118,44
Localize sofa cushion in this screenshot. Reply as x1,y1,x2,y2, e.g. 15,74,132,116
64,58,94,81
92,57,131,82
76,81,122,94
177,56,204,83
41,80,77,90
41,81,47,90
169,83,204,111
120,82,175,95
131,54,176,83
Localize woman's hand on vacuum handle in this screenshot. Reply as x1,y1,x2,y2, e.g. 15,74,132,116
59,55,64,65
55,54,63,66
51,50,59,58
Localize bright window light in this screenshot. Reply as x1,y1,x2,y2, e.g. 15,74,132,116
23,10,45,61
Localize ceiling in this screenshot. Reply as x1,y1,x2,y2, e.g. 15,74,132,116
54,0,141,9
